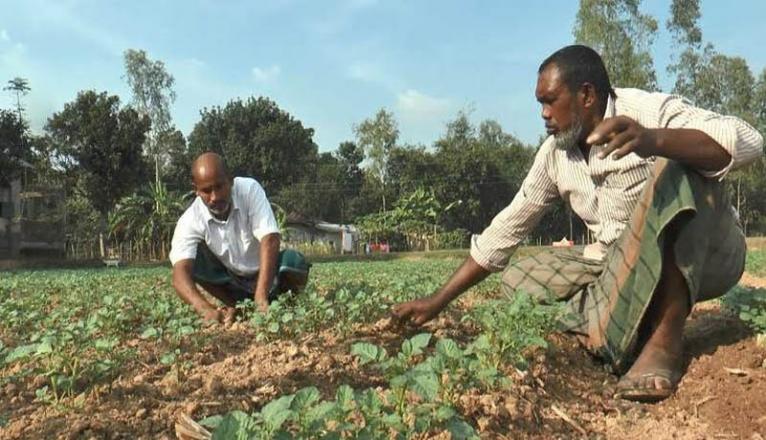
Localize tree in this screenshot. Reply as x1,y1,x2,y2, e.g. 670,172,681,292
188,97,318,195
158,128,191,191
433,112,533,233
665,0,765,235
123,49,177,186
4,77,30,121
46,90,150,255
109,181,187,260
275,152,344,223
0,109,29,182
354,108,399,212
573,0,658,90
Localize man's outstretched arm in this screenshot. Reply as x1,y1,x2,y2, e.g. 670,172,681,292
392,256,490,325
172,259,225,323
253,233,280,313
393,141,559,325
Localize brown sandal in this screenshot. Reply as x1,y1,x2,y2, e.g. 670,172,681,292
615,368,681,403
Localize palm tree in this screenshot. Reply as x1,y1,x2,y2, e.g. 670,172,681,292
109,182,188,260
4,77,30,121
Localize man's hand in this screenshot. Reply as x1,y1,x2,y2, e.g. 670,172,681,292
587,116,659,160
201,306,237,325
391,296,445,326
255,298,269,314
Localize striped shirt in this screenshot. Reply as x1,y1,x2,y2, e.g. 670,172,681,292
471,87,764,271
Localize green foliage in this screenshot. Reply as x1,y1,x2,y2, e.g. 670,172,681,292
746,249,766,277
465,292,563,369
0,109,30,182
188,97,318,196
45,90,150,218
123,49,177,167
109,181,189,258
4,76,31,120
0,268,202,403
354,108,399,212
722,286,766,345
573,0,658,90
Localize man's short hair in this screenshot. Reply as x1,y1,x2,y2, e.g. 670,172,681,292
539,45,616,106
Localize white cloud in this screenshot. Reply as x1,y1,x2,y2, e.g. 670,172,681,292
396,89,451,122
0,30,9,42
252,65,281,82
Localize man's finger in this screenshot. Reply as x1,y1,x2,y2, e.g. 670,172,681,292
611,139,638,160
598,131,632,159
587,116,628,145
391,303,410,319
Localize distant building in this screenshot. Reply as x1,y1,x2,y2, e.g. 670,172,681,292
0,163,66,259
284,212,359,254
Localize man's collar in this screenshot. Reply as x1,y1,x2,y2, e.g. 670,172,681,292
198,197,240,224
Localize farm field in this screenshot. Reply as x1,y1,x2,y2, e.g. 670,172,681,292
1,253,765,439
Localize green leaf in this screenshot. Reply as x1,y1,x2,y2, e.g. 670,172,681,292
34,341,54,355
198,415,224,428
446,418,479,440
212,411,258,440
351,342,386,365
4,344,38,363
160,352,176,365
140,327,159,339
381,413,405,430
434,405,456,421
291,386,320,411
304,401,336,426
405,333,431,356
435,338,462,359
409,371,439,402
260,394,295,431
94,337,118,350
355,388,383,415
335,384,355,411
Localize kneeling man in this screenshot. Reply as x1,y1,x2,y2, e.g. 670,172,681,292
169,152,310,324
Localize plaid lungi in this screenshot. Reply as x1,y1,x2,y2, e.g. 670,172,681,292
501,159,746,372
193,244,311,303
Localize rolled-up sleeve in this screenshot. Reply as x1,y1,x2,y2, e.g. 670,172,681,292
470,143,559,271
169,212,203,266
660,95,764,179
248,181,281,241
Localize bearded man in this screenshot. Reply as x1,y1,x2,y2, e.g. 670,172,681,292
393,45,763,402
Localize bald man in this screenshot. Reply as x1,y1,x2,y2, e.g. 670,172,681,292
169,152,310,324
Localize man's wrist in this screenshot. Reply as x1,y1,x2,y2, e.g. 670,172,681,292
650,128,666,157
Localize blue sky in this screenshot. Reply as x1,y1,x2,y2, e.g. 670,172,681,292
1,0,765,152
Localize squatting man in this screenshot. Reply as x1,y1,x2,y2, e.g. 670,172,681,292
393,45,763,402
168,152,310,325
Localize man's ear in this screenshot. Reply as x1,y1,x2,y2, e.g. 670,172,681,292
580,83,597,109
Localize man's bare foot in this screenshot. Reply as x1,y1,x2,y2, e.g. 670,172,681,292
616,343,682,402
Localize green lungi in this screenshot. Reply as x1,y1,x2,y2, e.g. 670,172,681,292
193,245,311,303
502,159,746,372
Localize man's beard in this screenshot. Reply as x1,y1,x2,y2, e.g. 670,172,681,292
553,116,584,152
207,201,231,219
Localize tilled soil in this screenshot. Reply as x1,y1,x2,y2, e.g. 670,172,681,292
1,278,764,439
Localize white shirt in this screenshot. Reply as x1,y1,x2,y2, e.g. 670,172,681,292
169,177,281,276
470,88,764,271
